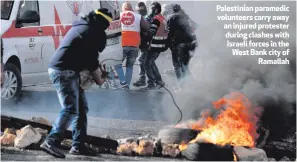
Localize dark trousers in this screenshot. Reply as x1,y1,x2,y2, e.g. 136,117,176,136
138,48,147,81
171,43,192,85
144,51,162,85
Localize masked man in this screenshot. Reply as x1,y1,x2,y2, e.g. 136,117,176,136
164,4,197,89
115,2,149,89
140,1,167,91
40,8,112,158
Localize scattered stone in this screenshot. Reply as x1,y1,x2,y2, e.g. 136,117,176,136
234,146,268,161
102,135,112,139
34,128,48,137
0,133,17,146
135,140,154,156
280,156,290,161
162,144,181,158
29,117,51,126
14,125,42,149
268,158,276,161
117,142,138,156
4,128,17,135
154,139,163,156
61,139,72,148
117,137,135,144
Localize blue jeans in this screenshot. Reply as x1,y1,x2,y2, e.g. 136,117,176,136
46,68,89,149
115,46,139,87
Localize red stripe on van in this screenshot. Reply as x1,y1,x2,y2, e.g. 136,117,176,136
2,6,71,49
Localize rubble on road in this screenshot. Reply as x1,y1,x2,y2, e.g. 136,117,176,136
117,142,138,156
234,146,268,161
135,140,154,156
14,125,42,149
161,144,181,158
117,137,135,144
0,133,17,146
4,128,17,135
28,117,51,126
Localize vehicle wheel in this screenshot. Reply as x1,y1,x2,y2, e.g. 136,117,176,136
1,63,22,100
158,128,200,144
181,142,234,161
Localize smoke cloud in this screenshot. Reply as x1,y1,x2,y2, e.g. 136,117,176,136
160,1,296,128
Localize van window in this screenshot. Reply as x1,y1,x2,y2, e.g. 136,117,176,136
100,1,120,20
17,0,40,27
1,1,14,20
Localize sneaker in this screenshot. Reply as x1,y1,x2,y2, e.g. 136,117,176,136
40,141,66,158
118,81,129,90
140,84,156,91
69,146,97,156
133,79,146,87
155,81,165,89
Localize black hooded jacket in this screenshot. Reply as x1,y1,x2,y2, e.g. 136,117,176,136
167,11,195,45
49,17,108,72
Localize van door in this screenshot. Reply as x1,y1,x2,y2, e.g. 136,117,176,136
15,0,43,74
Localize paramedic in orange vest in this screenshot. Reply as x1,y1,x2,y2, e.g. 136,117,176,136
115,2,149,89
140,2,167,91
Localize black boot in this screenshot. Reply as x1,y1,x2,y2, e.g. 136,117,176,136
140,84,156,91
133,79,146,87
40,141,66,158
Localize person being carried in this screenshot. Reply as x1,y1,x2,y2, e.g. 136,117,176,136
115,2,149,89
140,1,167,91
165,4,197,90
40,8,112,158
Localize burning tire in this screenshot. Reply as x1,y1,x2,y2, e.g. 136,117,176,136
158,128,200,145
181,142,234,161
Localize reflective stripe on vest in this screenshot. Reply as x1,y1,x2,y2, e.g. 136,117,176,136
150,14,168,51
120,11,141,47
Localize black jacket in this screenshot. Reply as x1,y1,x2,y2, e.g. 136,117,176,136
49,18,107,72
167,12,194,46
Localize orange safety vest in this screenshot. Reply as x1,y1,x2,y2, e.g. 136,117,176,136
150,14,168,52
120,11,141,47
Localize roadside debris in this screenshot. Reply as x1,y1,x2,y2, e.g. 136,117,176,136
161,144,181,158
135,140,154,156
14,125,42,148
1,115,119,150
29,117,51,126
0,133,16,146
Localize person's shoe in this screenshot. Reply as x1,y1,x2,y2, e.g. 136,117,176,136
133,79,146,87
155,81,165,89
140,84,156,91
69,146,97,156
40,141,66,158
118,81,129,90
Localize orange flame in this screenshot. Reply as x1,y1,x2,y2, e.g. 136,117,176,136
182,92,259,148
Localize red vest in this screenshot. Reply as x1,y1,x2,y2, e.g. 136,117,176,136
150,14,168,52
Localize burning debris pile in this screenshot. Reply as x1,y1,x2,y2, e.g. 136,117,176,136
117,92,296,161
1,92,295,161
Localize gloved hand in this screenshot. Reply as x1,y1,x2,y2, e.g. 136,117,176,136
99,64,108,79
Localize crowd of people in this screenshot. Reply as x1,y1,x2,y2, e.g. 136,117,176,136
0,1,197,158
108,2,198,91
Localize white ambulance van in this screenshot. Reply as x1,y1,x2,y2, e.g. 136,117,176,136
1,0,122,100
